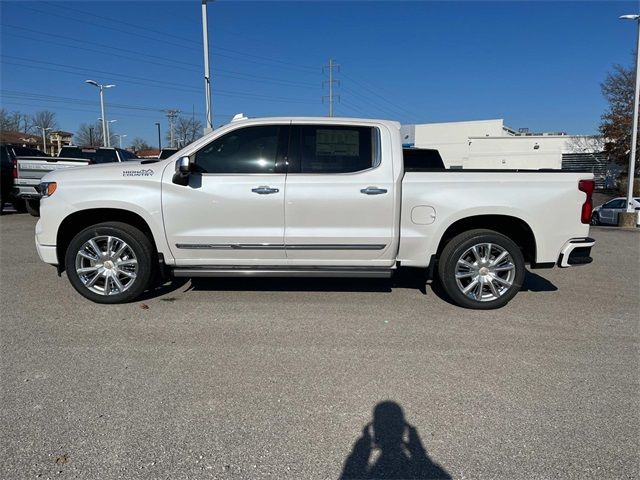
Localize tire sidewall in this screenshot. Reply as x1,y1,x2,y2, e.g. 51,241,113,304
65,223,153,304
25,199,40,217
438,230,525,310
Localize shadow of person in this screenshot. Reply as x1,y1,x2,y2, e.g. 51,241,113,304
340,401,451,480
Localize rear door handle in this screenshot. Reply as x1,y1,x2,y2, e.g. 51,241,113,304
360,186,387,195
252,186,280,195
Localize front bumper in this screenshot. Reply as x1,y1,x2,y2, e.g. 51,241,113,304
35,234,58,265
557,237,595,268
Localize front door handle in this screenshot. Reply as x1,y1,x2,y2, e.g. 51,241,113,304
360,186,388,195
252,186,280,195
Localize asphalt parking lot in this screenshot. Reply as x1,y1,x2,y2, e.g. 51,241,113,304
1,213,638,479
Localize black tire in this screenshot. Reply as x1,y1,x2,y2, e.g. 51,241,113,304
590,212,600,226
437,229,525,310
65,222,154,304
25,199,40,217
12,198,27,213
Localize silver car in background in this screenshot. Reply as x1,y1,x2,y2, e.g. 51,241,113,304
591,197,640,225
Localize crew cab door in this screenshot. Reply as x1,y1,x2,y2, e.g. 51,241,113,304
162,124,289,265
284,123,397,267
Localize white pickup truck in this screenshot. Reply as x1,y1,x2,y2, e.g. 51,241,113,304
35,116,595,309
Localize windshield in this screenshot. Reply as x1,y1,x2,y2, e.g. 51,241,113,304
59,147,118,163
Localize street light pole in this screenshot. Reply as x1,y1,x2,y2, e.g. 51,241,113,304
37,126,51,155
202,0,213,134
99,118,117,147
85,80,115,147
620,14,640,214
155,122,162,150
106,120,116,147
115,134,127,149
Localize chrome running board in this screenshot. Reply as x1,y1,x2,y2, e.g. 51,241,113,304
172,266,393,278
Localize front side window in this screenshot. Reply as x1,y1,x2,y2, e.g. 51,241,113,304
195,125,281,174
297,125,376,174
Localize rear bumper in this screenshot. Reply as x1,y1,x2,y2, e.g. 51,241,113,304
35,235,58,265
14,185,41,199
557,237,595,268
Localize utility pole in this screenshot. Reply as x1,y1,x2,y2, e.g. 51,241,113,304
163,109,180,148
323,58,340,117
155,122,162,150
89,127,94,146
202,0,213,134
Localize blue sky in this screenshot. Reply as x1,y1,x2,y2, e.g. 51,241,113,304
0,0,637,147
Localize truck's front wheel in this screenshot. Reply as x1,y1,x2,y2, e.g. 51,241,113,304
65,222,153,304
437,229,525,309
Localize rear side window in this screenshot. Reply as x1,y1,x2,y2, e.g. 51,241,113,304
194,125,282,174
292,125,377,174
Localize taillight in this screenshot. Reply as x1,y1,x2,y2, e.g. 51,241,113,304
11,158,17,179
578,179,595,224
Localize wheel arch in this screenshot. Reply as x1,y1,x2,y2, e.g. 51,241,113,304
436,214,538,265
56,208,158,273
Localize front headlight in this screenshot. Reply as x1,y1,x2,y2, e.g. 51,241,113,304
38,182,57,197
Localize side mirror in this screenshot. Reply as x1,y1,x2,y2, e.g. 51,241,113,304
172,156,191,186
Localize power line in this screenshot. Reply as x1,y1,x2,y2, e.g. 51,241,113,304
341,86,414,121
3,25,320,89
41,0,201,47
341,72,423,123
1,59,319,105
14,3,319,75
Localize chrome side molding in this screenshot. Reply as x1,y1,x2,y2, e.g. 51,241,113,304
176,243,386,250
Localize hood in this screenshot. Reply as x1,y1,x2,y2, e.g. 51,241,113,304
41,160,164,183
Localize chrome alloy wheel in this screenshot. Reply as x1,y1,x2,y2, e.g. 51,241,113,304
454,243,516,302
74,235,138,296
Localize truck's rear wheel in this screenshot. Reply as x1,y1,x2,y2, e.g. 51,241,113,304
65,222,153,304
13,198,27,213
437,229,525,309
25,199,40,217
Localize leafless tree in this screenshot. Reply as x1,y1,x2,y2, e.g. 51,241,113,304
32,111,58,132
130,137,152,152
564,135,606,155
0,109,34,134
168,116,203,148
75,122,116,147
